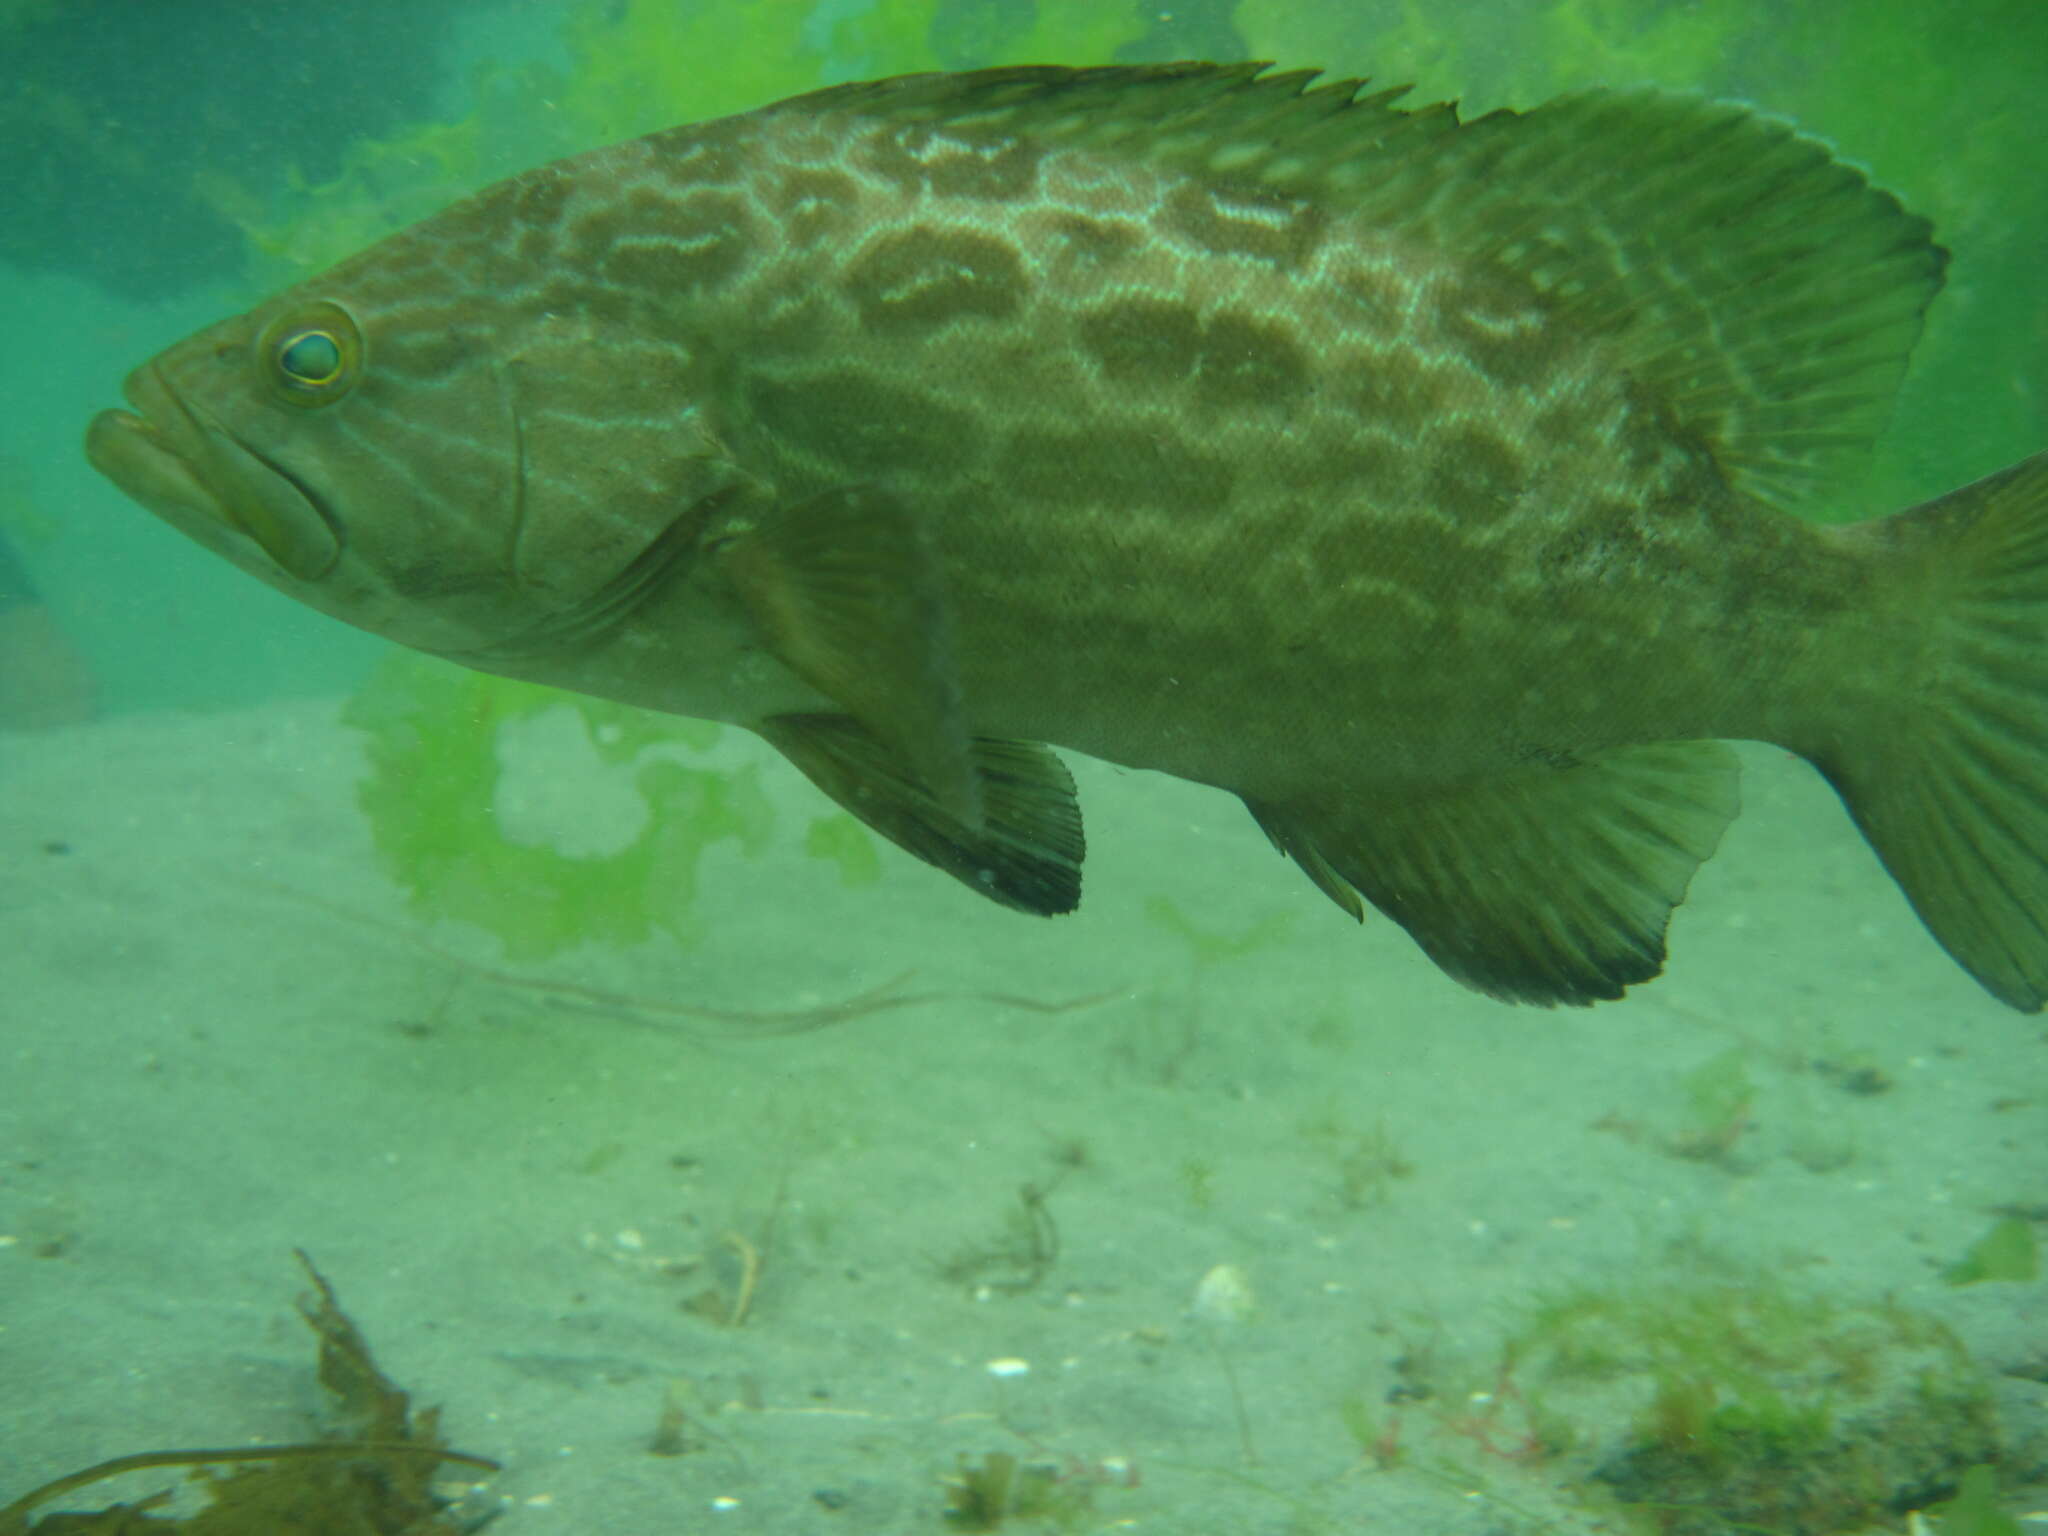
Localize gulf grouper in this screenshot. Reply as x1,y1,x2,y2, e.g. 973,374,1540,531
86,64,2048,1008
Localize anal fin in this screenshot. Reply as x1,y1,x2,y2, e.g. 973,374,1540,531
1250,742,1741,1006
761,713,1084,916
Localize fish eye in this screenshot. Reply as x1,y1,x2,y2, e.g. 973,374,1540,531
279,329,342,384
256,300,365,407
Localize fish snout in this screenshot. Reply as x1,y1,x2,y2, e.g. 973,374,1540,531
87,359,344,583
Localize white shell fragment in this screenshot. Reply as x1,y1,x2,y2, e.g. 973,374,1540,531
1190,1262,1256,1323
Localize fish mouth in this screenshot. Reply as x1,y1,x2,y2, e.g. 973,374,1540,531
86,363,343,582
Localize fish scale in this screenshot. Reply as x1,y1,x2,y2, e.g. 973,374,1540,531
677,111,1793,786
614,130,1573,755
87,63,2048,1009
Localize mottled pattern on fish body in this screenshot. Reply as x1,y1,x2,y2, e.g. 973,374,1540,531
87,66,2048,1010
431,81,1847,798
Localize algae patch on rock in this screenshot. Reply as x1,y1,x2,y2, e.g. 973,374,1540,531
1498,1274,2003,1534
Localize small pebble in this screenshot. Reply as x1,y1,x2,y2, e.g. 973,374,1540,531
1190,1262,1255,1323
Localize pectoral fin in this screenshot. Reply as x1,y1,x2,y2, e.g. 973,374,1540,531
761,713,1084,916
717,484,981,828
1249,742,1741,1005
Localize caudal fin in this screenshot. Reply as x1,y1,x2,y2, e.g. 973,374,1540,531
1820,450,2048,1010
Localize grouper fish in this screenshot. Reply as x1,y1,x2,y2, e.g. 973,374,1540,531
87,63,2048,1009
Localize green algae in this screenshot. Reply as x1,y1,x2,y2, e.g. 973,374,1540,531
1500,1271,2003,1533
1942,1216,2041,1287
343,650,776,962
805,811,885,889
1927,1465,2027,1536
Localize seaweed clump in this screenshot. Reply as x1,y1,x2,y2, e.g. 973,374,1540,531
0,1252,497,1535
940,1451,1109,1532
342,651,774,962
1496,1270,2003,1533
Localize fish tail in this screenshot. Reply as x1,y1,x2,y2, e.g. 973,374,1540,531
1817,449,2048,1010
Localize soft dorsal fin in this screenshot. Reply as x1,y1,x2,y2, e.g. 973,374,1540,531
780,63,1945,510
1340,87,1947,510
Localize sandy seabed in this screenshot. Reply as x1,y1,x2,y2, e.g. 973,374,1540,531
2,695,2042,1533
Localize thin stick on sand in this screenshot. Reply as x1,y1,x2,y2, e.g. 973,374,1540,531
249,880,1125,1038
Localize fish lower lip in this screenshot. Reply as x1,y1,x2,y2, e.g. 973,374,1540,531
89,366,344,581
85,404,219,528
88,363,221,526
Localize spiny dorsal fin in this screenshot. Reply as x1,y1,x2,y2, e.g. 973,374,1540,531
779,63,1944,510
779,63,1456,184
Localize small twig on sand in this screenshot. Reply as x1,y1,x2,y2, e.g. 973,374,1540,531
719,1231,762,1327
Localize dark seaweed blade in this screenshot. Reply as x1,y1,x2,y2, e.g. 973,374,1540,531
0,1255,499,1536
0,1444,500,1536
